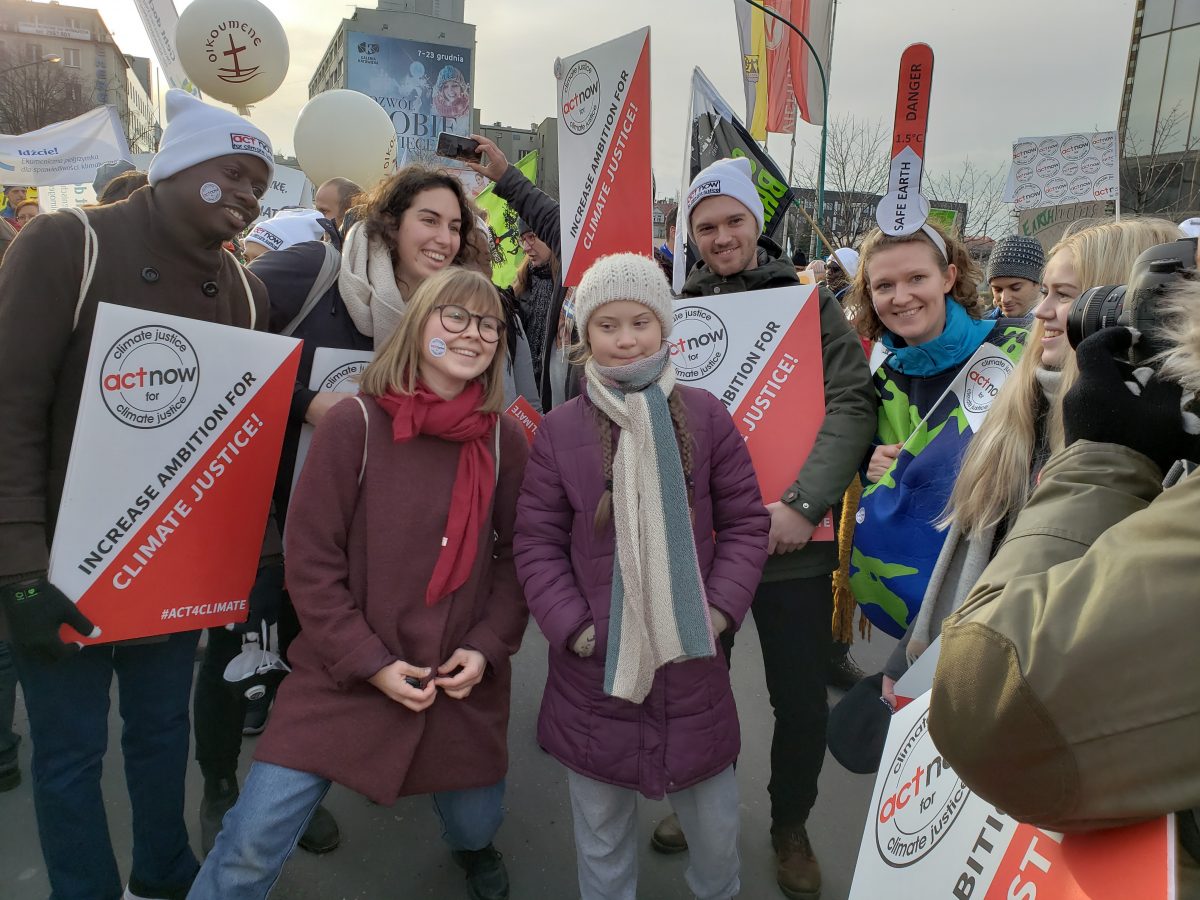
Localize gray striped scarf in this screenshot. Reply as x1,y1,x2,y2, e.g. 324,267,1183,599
585,347,715,703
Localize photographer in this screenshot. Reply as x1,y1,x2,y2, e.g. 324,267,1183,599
930,255,1200,893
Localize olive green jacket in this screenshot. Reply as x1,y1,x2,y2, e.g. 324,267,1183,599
931,440,1200,891
681,240,876,580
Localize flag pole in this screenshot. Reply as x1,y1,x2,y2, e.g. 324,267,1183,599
740,0,828,233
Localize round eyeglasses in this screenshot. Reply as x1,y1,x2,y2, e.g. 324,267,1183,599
435,304,505,344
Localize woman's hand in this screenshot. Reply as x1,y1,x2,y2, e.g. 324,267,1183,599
368,661,436,712
434,648,487,699
570,624,596,658
465,134,510,183
867,443,903,483
708,606,730,636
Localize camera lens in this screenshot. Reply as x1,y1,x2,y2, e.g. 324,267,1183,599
1066,284,1126,349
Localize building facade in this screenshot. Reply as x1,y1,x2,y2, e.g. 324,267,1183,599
1117,0,1200,219
478,117,559,200
0,0,158,151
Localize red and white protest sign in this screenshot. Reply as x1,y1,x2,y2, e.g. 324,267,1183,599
672,284,833,539
505,396,541,447
556,27,652,287
49,303,301,643
850,691,1176,899
876,43,935,236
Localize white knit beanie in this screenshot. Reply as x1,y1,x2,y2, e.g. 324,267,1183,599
148,89,274,186
246,208,325,252
684,157,765,236
574,253,674,339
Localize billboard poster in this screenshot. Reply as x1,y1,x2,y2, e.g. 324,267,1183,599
48,303,301,643
346,32,473,166
556,27,652,287
671,284,833,539
850,691,1176,900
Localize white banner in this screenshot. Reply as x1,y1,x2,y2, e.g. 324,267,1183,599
49,304,301,643
555,27,652,286
256,165,315,223
1009,132,1118,211
132,0,201,96
0,107,131,187
850,692,1175,899
36,183,98,213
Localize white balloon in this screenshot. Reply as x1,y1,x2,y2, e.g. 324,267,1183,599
294,90,399,192
176,0,289,110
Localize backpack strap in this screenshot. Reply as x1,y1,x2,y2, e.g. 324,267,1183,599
353,396,369,487
63,207,98,331
281,242,341,337
229,250,256,330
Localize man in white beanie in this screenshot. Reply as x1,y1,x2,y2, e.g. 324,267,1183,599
0,89,279,900
244,208,327,262
825,247,860,304
652,157,875,900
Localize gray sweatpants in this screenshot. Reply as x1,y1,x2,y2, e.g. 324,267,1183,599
566,765,740,900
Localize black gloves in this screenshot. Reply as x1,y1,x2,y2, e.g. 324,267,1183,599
1,578,99,662
229,563,284,634
1064,327,1197,473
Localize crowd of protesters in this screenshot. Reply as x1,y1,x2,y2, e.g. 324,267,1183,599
0,87,1197,900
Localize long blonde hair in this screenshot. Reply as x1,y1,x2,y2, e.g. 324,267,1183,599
948,217,1183,536
358,267,508,412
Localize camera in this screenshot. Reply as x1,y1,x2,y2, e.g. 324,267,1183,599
1066,237,1198,365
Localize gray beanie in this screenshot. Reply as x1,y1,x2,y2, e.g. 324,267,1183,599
986,235,1045,285
574,253,674,339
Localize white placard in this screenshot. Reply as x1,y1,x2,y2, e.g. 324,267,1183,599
49,303,301,642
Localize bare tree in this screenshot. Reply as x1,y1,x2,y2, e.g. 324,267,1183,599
1120,103,1197,216
0,50,92,134
796,114,891,248
925,159,1013,238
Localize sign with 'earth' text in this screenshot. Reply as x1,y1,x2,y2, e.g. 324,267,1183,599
49,304,300,643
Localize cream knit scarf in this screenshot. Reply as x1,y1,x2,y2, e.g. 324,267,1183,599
337,221,407,345
585,347,715,704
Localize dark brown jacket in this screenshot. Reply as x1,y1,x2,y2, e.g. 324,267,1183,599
0,187,270,584
256,397,530,804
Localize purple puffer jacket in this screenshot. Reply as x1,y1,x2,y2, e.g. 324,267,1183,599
514,385,769,799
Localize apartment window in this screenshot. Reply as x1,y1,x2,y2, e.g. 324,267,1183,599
26,42,42,61
66,17,81,29
68,82,81,102
64,47,79,67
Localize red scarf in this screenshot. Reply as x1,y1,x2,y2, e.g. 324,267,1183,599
374,381,497,605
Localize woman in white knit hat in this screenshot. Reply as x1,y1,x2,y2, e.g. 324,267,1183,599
514,252,770,900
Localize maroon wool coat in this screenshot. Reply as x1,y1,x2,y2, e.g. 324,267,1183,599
513,385,770,799
256,396,529,804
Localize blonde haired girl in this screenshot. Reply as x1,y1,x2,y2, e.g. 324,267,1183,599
192,266,530,900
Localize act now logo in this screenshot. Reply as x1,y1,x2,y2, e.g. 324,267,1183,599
670,305,728,381
100,326,200,429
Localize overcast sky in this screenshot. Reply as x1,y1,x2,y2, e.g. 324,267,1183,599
91,0,1137,192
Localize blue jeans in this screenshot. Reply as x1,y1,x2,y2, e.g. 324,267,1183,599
190,761,506,899
0,640,19,767
13,631,202,900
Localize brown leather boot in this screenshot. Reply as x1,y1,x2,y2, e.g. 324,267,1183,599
649,812,688,854
773,824,821,899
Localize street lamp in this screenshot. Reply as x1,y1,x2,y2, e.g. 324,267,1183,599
0,53,63,76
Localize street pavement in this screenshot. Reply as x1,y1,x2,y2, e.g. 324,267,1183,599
0,617,897,899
